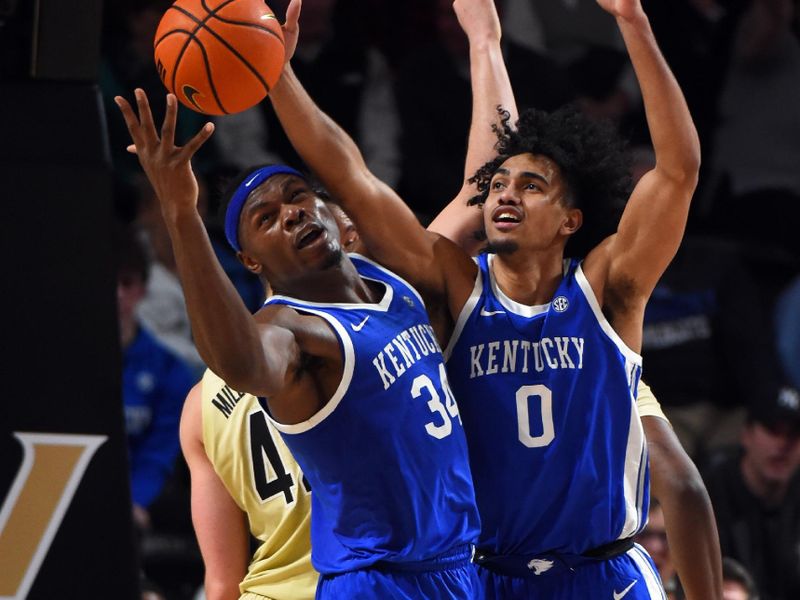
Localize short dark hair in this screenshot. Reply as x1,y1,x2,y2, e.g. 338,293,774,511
722,557,758,600
469,106,632,258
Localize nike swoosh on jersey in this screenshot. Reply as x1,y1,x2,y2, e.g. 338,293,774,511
351,316,369,331
613,580,637,600
479,308,505,317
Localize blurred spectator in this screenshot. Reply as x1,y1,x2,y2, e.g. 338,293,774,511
641,235,781,458
775,274,800,390
635,500,682,599
392,0,473,219
709,0,800,264
114,225,195,531
642,0,740,183
100,0,212,186
722,557,759,600
213,0,400,188
135,173,265,376
702,387,800,600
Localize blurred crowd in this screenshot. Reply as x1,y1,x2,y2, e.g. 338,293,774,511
101,0,800,598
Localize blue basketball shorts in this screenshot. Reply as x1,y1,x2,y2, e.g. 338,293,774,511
477,543,665,600
315,545,482,599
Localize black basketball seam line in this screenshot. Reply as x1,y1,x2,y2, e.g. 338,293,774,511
188,35,229,114
159,0,240,94
199,0,285,45
168,3,272,96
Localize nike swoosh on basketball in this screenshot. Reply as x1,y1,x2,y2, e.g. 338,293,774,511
613,580,637,600
182,84,203,112
351,316,369,331
479,308,505,317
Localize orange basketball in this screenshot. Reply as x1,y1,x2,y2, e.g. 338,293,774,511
153,0,285,116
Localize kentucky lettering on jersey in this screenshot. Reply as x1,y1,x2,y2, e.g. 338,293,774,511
445,254,648,558
263,255,480,575
372,324,443,389
468,336,585,378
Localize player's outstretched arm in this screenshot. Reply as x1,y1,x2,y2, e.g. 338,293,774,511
181,383,249,600
644,414,723,600
427,0,518,255
590,0,701,300
269,0,475,306
116,90,298,398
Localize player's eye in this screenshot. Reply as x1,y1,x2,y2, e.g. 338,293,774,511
525,182,540,191
491,180,505,191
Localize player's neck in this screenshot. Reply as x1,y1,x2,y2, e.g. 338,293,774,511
492,250,565,307
274,258,381,305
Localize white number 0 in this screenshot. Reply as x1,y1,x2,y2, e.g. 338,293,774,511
516,384,555,448
411,364,461,439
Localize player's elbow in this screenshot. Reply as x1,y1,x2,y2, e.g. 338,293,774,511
204,576,241,600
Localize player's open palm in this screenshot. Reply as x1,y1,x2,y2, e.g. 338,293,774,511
115,88,214,219
595,0,644,21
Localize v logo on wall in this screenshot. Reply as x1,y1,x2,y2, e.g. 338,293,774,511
0,433,106,600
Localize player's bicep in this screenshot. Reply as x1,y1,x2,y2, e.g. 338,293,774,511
609,170,694,297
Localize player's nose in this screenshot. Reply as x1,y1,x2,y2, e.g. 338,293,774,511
282,204,306,229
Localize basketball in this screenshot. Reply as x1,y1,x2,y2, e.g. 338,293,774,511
153,0,285,116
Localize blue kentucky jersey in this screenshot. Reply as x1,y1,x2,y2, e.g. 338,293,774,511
264,255,480,574
444,253,649,556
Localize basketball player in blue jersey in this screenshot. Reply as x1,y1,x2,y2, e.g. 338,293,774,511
113,2,527,597
265,1,713,598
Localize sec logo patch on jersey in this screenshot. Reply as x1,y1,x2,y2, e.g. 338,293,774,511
552,296,569,312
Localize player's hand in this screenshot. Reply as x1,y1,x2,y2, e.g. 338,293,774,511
115,89,214,220
282,0,301,64
453,0,501,45
596,0,645,22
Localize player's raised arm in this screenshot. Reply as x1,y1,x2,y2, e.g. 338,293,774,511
590,0,700,299
180,383,249,600
115,90,298,398
269,1,436,273
427,0,518,255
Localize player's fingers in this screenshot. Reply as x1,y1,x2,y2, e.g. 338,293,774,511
126,144,138,155
134,88,159,145
181,122,215,159
114,95,145,148
161,94,178,146
285,0,301,31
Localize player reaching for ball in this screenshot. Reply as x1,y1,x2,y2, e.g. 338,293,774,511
266,0,718,598
115,0,523,597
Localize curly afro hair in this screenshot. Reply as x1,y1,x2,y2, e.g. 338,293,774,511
469,106,633,258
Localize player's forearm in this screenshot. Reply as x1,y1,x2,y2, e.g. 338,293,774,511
659,473,723,600
163,211,278,394
646,418,723,600
616,12,700,182
428,40,514,253
269,64,371,204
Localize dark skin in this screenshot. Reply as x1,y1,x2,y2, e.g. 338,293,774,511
643,416,722,599
114,90,390,426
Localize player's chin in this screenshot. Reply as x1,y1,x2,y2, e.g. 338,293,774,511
485,233,520,256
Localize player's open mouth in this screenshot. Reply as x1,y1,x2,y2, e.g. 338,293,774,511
491,206,523,230
295,224,325,249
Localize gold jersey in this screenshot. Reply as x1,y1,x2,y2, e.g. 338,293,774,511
636,379,669,423
201,370,317,599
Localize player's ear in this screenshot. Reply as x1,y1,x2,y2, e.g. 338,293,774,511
561,208,582,236
238,251,263,275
